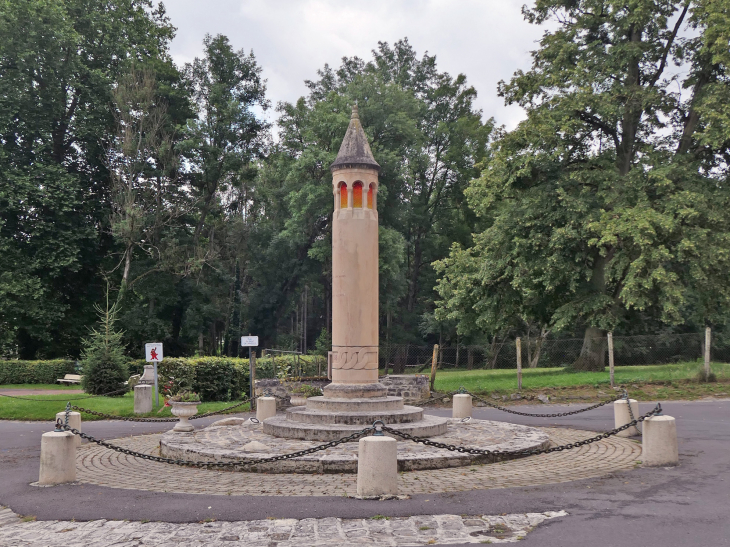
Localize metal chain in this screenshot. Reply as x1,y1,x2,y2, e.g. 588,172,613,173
417,391,461,406
56,421,376,468
466,390,622,418
0,386,130,402
383,403,662,459
624,390,636,422
69,397,251,423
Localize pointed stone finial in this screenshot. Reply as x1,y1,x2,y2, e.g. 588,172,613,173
331,102,380,173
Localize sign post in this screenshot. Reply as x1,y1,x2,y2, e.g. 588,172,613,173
145,343,163,407
241,336,259,409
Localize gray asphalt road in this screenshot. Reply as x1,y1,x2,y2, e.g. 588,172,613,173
1,399,728,547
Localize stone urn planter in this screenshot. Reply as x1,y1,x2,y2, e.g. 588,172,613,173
289,395,307,406
170,401,199,432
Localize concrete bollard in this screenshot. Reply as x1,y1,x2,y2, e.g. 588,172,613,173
55,411,82,448
452,394,472,419
643,415,678,467
256,396,277,422
134,384,153,414
614,399,640,437
357,436,398,498
39,431,77,485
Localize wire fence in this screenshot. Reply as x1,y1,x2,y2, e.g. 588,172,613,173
379,331,726,371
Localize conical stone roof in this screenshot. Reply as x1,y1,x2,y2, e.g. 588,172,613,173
330,105,380,173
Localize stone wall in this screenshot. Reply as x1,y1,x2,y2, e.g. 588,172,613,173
254,379,329,407
378,375,430,403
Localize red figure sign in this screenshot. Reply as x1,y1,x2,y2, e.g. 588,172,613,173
145,343,163,362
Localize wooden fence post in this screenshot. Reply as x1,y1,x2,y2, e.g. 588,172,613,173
429,344,439,392
705,327,712,378
608,332,615,388
516,337,522,391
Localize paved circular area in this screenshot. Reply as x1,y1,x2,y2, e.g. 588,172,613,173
159,418,550,473
75,427,641,496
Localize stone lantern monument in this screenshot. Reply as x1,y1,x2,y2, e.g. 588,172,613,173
327,103,382,398
263,106,448,440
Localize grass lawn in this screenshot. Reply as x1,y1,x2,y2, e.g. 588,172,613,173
0,391,251,421
386,361,729,402
430,361,730,392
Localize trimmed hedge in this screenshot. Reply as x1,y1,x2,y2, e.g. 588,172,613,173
0,360,77,384
128,357,250,402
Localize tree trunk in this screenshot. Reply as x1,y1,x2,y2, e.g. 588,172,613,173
572,326,606,371
467,348,473,370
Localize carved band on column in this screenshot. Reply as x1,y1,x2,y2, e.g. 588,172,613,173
331,347,378,370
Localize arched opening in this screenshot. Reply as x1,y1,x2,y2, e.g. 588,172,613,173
339,182,347,209
367,183,374,209
353,181,363,208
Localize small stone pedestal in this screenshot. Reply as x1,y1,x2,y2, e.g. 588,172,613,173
257,397,277,422
39,431,76,485
134,384,153,414
55,411,81,447
614,399,640,436
643,415,678,466
452,394,472,419
357,436,397,497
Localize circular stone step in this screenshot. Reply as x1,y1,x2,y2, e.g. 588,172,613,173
285,405,424,425
305,396,404,412
158,418,551,474
263,414,449,441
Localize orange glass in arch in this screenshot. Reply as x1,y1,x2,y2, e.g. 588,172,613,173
339,182,347,208
353,182,363,208
367,184,374,209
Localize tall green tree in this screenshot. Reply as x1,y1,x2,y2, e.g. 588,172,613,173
435,0,730,370
0,0,177,358
176,34,269,355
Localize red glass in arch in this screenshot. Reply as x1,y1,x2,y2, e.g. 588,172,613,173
353,182,363,208
367,184,374,209
339,182,347,208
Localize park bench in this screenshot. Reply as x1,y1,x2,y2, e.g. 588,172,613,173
57,374,82,385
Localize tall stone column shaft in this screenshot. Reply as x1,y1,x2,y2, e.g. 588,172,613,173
331,167,379,386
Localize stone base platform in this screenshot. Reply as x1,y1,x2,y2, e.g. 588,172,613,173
159,418,550,474
262,395,450,441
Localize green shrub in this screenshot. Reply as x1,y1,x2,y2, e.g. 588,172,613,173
255,355,325,379
127,357,250,402
0,360,76,384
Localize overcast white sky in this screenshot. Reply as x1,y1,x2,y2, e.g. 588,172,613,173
163,0,548,131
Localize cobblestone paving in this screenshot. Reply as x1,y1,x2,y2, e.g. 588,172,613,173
73,428,640,496
159,418,550,472
0,510,568,545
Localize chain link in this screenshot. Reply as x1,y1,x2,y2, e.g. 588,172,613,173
383,403,662,459
465,390,622,418
56,422,376,468
0,386,130,402
56,403,662,470
69,397,251,423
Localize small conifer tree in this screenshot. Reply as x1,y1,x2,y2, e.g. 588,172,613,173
81,291,128,396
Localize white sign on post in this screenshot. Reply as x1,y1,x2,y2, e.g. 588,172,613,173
145,343,163,362
144,343,162,408
241,336,259,347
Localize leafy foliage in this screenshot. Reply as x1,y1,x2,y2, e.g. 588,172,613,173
435,0,730,370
